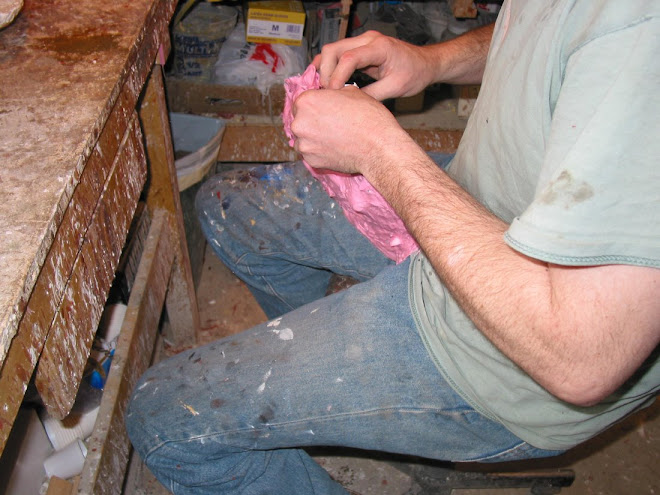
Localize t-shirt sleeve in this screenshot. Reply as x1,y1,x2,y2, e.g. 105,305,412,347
505,18,660,268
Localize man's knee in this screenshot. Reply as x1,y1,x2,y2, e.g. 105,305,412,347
125,368,164,460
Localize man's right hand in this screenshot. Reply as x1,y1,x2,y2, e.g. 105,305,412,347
313,25,495,100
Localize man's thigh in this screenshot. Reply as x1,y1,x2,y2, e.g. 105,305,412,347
195,162,392,280
127,258,536,463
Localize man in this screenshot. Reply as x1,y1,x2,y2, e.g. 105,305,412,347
126,1,659,493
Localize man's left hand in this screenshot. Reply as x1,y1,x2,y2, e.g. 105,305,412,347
290,85,411,177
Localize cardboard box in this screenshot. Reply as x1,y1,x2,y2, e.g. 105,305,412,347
246,0,306,46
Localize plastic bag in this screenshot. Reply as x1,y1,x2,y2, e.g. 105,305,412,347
214,23,308,94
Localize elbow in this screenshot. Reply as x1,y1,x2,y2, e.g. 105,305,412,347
544,371,617,408
551,383,609,408
532,322,625,407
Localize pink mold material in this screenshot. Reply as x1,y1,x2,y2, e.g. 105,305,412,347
282,65,418,264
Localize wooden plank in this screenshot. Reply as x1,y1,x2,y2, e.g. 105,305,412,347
34,115,147,419
46,476,78,495
338,0,352,40
166,76,286,116
77,209,175,495
406,128,464,154
221,123,298,162
116,203,152,295
140,67,200,349
0,92,136,455
220,123,463,163
0,0,176,368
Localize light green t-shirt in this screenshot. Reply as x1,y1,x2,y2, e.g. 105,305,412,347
411,0,660,451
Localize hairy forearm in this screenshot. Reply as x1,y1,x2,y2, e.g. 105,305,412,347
423,23,495,85
367,143,560,392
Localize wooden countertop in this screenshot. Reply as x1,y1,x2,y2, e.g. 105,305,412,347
0,0,174,376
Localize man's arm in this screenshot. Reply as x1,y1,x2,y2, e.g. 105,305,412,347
293,87,660,404
363,136,660,407
314,25,494,101
291,27,660,407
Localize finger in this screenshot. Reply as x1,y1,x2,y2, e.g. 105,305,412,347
327,44,386,90
311,53,322,70
316,33,380,87
338,84,363,97
316,51,341,88
361,79,392,102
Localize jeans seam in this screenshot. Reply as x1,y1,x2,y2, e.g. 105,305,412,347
297,450,319,495
238,248,378,282
467,440,529,462
151,449,267,490
145,405,478,454
208,247,291,313
237,252,297,313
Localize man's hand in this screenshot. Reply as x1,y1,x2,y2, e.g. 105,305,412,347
313,25,495,101
292,25,497,174
290,85,414,175
313,31,437,101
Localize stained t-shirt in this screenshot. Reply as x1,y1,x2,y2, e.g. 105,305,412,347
410,0,660,450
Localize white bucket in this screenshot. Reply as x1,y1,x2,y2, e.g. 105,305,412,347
170,113,226,191
173,2,238,81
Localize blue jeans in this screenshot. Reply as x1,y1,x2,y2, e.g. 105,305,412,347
125,157,562,495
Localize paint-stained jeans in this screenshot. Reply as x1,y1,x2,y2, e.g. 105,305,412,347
125,159,562,495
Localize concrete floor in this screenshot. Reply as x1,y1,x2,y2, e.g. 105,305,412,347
126,243,660,495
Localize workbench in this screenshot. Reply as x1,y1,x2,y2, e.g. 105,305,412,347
0,0,199,491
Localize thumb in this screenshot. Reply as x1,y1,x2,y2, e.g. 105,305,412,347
361,79,397,102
